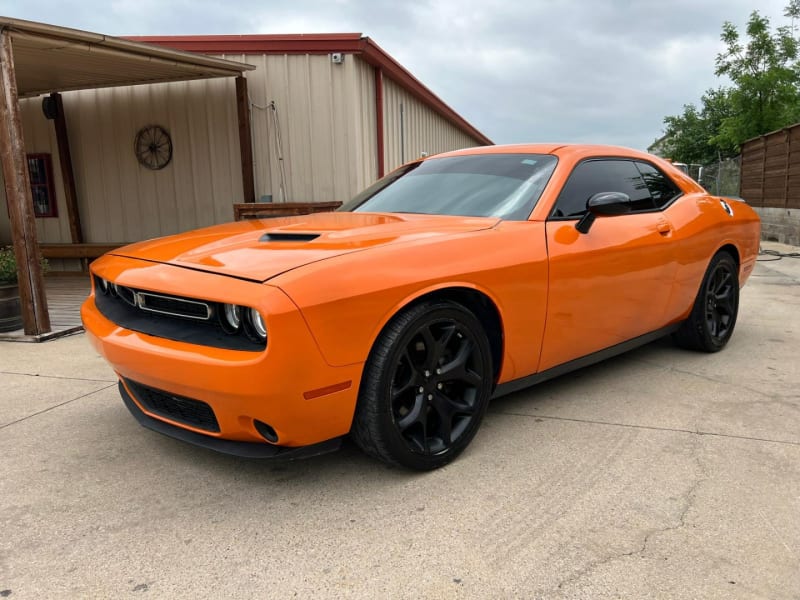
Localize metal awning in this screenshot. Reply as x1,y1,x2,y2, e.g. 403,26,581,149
0,16,254,98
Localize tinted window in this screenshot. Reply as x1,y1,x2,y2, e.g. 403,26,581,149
635,161,681,208
552,159,654,218
340,154,558,220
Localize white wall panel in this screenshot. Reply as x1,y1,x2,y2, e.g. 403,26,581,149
383,77,484,173
218,53,376,204
62,77,242,244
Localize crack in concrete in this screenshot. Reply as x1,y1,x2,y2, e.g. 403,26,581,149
497,410,800,447
0,383,117,430
0,370,115,384
631,359,793,403
555,439,707,594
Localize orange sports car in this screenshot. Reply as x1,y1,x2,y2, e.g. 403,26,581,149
82,144,761,470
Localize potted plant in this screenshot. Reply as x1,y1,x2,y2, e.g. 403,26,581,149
0,246,24,332
0,246,50,332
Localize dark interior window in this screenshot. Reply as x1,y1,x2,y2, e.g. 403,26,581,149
635,161,682,208
552,159,655,218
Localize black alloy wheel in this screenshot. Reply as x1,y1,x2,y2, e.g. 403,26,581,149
352,301,493,470
704,260,737,340
674,251,739,352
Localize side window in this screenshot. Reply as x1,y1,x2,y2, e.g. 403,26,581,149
635,161,681,209
552,159,653,218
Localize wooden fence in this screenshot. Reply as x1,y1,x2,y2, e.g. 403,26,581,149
740,123,800,209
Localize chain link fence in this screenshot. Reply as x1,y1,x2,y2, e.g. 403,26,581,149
694,158,741,197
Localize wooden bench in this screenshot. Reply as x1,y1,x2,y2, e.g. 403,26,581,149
39,243,124,260
233,201,342,221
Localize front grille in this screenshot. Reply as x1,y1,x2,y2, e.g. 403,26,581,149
92,275,265,352
125,378,220,433
137,292,212,320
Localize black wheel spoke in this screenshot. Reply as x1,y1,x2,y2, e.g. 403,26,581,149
439,338,482,386
714,272,731,295
717,296,734,315
418,323,456,370
707,311,719,337
396,393,425,431
432,395,454,445
391,378,414,401
437,389,475,415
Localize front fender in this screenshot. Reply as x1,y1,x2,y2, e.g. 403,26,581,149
273,222,550,382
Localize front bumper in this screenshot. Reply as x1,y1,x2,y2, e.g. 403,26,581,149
83,255,363,450
119,381,342,459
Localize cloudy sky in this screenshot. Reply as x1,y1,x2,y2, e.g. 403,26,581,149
2,0,793,149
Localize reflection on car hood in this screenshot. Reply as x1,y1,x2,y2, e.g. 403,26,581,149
109,212,500,282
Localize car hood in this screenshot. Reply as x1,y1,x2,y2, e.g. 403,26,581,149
109,212,500,282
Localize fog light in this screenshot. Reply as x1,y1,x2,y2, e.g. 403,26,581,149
254,419,279,443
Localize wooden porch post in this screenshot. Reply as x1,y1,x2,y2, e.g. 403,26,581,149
0,28,50,335
50,92,83,243
235,76,256,203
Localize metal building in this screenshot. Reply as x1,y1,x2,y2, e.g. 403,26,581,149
1,31,491,258
0,21,491,336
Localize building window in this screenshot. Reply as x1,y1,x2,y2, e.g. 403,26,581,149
27,153,57,218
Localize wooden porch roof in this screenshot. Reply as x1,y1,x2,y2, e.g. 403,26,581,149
0,16,254,97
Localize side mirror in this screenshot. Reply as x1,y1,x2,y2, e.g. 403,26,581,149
575,192,631,234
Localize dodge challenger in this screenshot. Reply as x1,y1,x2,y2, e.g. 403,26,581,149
81,144,761,470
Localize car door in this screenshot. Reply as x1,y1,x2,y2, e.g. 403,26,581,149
538,158,679,372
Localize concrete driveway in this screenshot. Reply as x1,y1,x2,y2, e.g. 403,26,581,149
1,246,799,599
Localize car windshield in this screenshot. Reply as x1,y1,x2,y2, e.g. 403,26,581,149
339,153,558,220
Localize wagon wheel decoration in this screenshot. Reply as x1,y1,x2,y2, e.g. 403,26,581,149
134,125,173,170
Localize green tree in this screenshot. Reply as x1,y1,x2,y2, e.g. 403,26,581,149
655,4,800,162
657,89,736,164
714,10,800,148
785,0,800,35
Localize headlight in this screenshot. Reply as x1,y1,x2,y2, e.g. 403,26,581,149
248,308,267,342
97,277,109,295
220,303,242,333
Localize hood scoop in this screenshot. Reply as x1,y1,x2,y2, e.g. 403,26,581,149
260,232,320,243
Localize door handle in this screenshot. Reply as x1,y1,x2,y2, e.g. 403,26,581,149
656,220,672,236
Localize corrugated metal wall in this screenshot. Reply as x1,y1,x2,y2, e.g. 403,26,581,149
382,76,484,172
740,124,800,209
215,53,376,204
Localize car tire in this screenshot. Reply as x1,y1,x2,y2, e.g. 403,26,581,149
673,251,739,352
351,300,493,470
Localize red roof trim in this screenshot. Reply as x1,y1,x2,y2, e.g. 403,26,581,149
126,34,493,146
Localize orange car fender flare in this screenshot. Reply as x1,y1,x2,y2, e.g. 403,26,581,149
360,280,511,379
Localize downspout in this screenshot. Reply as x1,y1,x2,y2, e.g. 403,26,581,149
374,67,385,178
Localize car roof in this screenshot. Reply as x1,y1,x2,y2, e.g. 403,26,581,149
435,143,656,161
